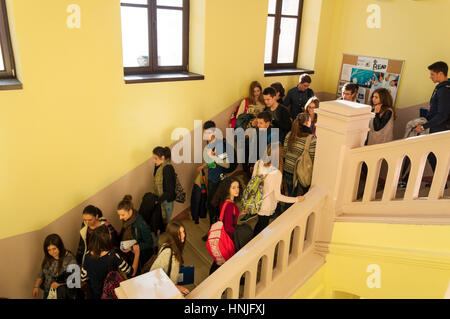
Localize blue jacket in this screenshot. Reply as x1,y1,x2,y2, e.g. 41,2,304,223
423,79,450,133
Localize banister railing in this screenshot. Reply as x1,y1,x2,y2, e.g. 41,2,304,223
187,186,328,299
340,131,450,216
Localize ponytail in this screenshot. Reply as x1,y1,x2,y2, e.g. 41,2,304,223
153,146,171,161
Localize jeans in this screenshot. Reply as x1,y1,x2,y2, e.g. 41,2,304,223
162,201,174,222
207,180,220,226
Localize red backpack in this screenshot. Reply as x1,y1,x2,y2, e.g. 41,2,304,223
229,98,249,128
206,202,236,265
101,270,125,299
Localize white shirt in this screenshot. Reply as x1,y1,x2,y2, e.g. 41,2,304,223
252,160,298,216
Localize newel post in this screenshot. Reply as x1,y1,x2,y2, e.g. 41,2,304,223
311,100,373,243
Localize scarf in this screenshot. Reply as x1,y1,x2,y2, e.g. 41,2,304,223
121,210,138,241
154,160,170,218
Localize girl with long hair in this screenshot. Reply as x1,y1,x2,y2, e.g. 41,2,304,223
150,221,190,296
253,144,304,236
367,88,395,145
32,234,77,299
283,113,317,199
303,97,320,136
209,177,243,274
80,226,133,299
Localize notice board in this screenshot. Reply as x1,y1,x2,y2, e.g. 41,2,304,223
337,54,405,105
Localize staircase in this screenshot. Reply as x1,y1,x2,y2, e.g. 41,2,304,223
179,210,259,291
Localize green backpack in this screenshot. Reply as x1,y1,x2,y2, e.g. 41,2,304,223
241,163,266,215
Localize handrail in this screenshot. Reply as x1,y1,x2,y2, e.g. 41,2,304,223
340,131,450,216
187,186,328,299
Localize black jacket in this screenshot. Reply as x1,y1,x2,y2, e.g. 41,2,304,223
264,104,292,144
153,164,176,203
423,79,450,133
284,86,315,120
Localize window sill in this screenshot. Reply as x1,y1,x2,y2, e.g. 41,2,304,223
264,68,314,77
124,72,204,84
0,78,23,90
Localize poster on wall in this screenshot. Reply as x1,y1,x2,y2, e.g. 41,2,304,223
350,68,375,88
337,54,404,105
369,72,400,102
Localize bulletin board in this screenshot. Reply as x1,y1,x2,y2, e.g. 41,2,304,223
336,54,405,105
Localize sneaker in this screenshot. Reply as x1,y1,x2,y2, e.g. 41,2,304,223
398,181,407,189
202,234,208,241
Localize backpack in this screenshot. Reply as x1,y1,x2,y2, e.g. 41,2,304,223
235,113,255,131
101,254,127,299
293,135,313,188
138,193,164,234
174,174,186,203
229,98,249,128
206,202,236,266
141,245,172,274
240,163,266,215
101,271,125,299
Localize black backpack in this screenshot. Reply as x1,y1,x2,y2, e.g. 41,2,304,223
138,193,164,233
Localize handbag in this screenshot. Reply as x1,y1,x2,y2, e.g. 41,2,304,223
174,174,186,203
206,202,236,266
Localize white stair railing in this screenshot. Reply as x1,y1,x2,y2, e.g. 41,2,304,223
187,186,328,299
340,131,450,216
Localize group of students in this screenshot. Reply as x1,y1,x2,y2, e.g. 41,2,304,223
33,147,190,299
32,61,449,299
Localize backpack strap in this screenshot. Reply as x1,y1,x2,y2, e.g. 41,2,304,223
159,245,173,278
218,201,230,222
304,135,313,152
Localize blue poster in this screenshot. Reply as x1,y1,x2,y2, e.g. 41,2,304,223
350,68,374,88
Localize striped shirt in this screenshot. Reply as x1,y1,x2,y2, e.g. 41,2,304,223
283,132,316,175
81,252,132,299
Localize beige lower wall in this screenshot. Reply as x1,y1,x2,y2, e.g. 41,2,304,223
0,101,238,299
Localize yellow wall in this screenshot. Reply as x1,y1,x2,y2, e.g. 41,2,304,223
292,222,450,299
0,0,307,239
313,0,450,107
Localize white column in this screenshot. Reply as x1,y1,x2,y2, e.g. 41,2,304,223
312,100,373,243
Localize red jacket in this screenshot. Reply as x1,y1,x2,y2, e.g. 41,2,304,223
219,201,239,238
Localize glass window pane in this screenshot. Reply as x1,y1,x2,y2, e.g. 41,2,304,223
282,0,299,15
120,0,148,4
157,9,183,66
157,0,183,7
264,17,275,64
121,7,149,67
277,18,297,63
0,46,4,71
268,0,276,14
